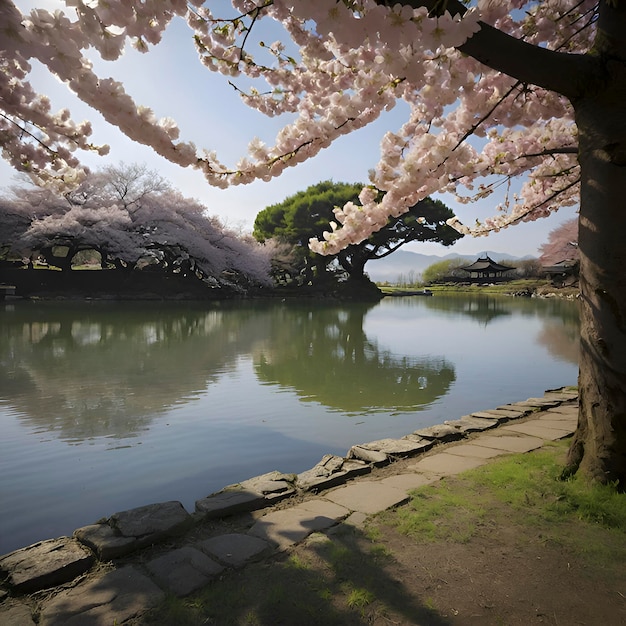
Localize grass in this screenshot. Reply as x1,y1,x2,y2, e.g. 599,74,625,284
429,278,550,294
463,440,626,529
379,279,570,296
380,439,626,567
137,439,626,625
388,487,488,543
346,587,375,608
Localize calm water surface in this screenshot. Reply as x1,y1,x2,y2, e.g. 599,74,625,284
0,295,579,553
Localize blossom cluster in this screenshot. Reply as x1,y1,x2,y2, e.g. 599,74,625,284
1,0,596,250
4,169,272,285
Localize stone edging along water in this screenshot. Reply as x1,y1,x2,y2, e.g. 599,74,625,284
0,386,578,597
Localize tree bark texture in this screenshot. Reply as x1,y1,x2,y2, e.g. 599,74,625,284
567,51,626,487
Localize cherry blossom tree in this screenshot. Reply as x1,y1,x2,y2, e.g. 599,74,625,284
1,165,273,289
66,162,172,210
1,1,625,486
539,218,579,266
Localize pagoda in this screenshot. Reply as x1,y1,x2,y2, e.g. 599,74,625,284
459,255,514,282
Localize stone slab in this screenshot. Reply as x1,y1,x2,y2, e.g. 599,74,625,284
0,537,95,593
499,422,574,440
199,533,273,568
296,454,343,487
350,437,433,458
379,473,441,491
535,417,577,429
444,443,508,459
146,546,223,597
505,399,559,410
407,453,488,475
543,390,579,402
0,602,35,626
496,403,537,414
526,397,563,406
411,424,467,442
74,524,137,561
538,412,577,422
347,445,389,465
323,481,410,515
537,419,577,432
248,499,350,549
338,511,369,529
444,416,499,433
305,454,345,475
238,471,296,500
39,565,163,626
195,489,266,518
110,501,191,539
298,498,352,520
470,434,545,453
470,409,527,420
297,458,371,492
546,405,579,416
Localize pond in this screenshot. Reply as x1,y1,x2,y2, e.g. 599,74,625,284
0,294,579,554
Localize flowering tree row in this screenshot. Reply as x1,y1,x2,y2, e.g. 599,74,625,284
0,163,272,290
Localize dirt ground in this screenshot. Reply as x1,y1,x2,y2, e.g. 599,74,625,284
164,497,624,626
140,441,626,626
360,511,625,625
226,487,626,626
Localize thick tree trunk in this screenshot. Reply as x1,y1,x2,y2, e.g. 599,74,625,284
337,249,367,280
566,58,626,487
399,0,626,486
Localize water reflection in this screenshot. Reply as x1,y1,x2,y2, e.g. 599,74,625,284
535,300,580,364
0,295,578,447
389,294,580,363
1,300,457,439
253,303,455,414
0,302,265,441
421,293,512,325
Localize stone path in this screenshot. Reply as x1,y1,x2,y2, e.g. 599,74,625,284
0,387,579,626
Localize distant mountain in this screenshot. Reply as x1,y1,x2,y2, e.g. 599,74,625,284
364,249,536,283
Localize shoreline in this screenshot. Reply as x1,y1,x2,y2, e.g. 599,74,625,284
0,386,578,623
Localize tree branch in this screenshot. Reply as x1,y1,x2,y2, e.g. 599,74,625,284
1,112,59,157
390,0,599,99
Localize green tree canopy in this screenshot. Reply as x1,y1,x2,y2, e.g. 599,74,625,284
254,181,462,284
422,258,468,285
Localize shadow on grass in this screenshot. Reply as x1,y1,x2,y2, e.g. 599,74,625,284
143,520,453,626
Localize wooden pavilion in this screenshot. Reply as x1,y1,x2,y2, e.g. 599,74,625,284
459,255,515,282
542,259,579,286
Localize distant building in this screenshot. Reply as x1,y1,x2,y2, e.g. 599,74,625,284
542,259,579,286
459,255,515,282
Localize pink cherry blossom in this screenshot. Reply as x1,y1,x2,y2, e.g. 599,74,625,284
0,1,596,245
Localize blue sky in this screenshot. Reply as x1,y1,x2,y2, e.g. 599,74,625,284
1,1,578,258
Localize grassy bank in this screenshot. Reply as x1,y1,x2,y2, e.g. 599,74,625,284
137,439,626,625
380,279,579,299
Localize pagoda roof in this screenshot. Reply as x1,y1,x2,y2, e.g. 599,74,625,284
543,259,578,274
460,255,513,272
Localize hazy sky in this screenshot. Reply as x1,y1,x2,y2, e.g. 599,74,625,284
1,2,578,258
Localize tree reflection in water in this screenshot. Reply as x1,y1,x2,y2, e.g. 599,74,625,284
405,293,579,363
0,297,577,444
253,302,455,414
0,302,263,441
